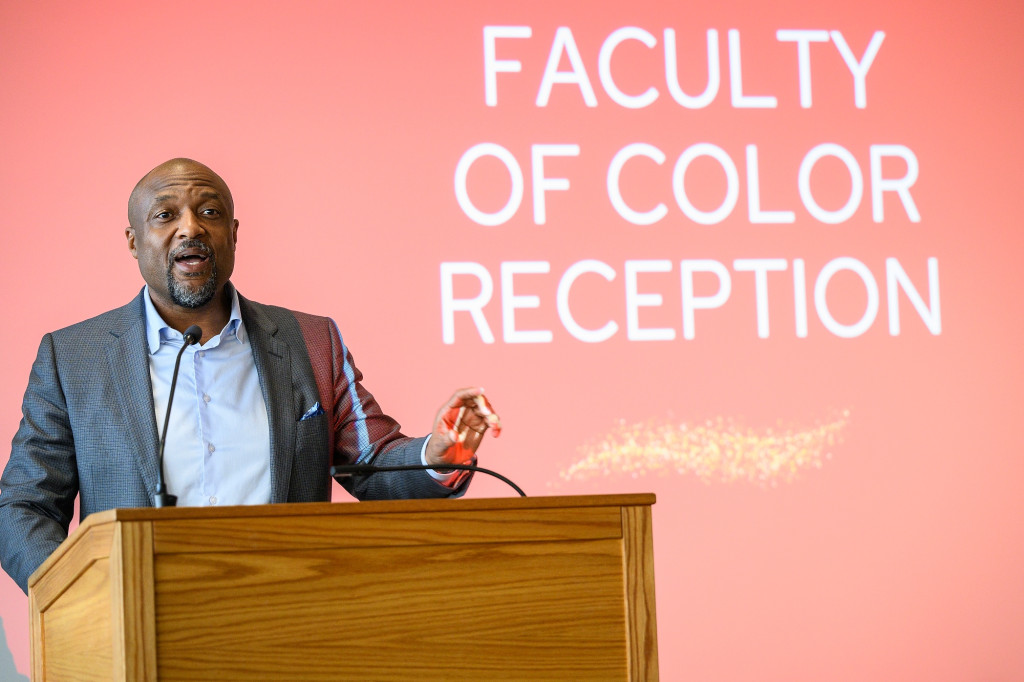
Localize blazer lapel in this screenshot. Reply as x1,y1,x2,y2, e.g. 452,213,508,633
106,293,161,496
240,297,295,503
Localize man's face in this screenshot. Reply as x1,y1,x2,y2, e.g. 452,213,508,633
126,161,238,311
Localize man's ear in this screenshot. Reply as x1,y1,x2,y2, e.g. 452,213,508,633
232,219,239,250
125,225,138,259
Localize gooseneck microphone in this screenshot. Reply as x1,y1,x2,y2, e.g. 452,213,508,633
331,462,527,497
153,324,203,508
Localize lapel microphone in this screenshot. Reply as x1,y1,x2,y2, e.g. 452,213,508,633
153,324,203,508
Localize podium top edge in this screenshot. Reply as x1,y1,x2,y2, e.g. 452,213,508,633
80,492,656,526
28,493,657,592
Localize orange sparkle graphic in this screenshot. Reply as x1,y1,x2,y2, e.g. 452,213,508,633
560,411,850,486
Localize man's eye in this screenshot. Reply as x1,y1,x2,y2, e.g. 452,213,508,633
202,208,220,216
155,211,172,220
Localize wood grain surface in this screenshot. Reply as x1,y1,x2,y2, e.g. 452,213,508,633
29,495,659,680
622,506,660,681
111,522,157,681
39,559,112,681
151,506,624,554
154,539,629,680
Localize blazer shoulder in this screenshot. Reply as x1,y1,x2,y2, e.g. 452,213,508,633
239,297,335,336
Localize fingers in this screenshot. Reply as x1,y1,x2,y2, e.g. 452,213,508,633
471,393,501,437
428,387,502,466
461,427,484,454
438,388,498,427
448,386,485,407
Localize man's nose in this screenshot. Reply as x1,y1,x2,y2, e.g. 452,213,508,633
176,209,205,238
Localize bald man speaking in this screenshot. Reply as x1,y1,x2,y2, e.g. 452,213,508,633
0,158,499,593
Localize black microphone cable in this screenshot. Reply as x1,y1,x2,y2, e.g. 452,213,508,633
331,462,526,497
153,324,203,508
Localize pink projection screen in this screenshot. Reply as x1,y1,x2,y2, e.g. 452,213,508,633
2,2,1023,679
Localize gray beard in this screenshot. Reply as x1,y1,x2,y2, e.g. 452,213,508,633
166,260,218,308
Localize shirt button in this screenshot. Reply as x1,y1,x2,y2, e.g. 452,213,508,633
203,394,211,403
209,496,218,505
208,443,216,453
198,351,205,358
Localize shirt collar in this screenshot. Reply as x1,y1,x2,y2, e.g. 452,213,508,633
143,284,246,354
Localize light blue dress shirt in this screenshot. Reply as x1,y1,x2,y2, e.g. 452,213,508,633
143,286,453,505
144,286,271,507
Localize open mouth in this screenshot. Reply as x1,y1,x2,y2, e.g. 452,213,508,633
170,244,213,274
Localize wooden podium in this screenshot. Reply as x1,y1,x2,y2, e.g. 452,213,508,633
28,494,658,681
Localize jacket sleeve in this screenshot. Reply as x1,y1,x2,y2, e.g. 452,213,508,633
0,334,78,594
318,317,468,500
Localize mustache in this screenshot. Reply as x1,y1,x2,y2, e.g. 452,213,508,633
168,239,214,264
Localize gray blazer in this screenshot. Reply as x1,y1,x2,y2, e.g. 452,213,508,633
0,289,454,592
